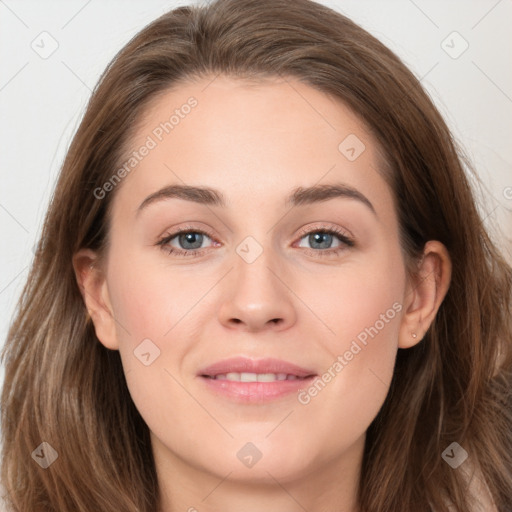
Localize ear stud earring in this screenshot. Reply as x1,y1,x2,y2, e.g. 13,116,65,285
411,333,418,339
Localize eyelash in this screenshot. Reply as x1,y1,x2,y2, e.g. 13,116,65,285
156,224,355,259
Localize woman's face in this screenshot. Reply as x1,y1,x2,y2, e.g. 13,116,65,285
93,75,415,485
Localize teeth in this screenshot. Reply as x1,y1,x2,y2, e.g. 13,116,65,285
257,373,289,382
212,372,302,382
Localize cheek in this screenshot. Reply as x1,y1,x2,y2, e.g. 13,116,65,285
105,265,194,449
106,249,209,344
103,251,219,431
294,310,401,462
297,252,404,437
313,249,404,354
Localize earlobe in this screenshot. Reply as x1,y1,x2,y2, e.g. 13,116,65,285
398,241,452,349
72,249,119,350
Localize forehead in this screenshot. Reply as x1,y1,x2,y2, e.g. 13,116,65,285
110,74,395,224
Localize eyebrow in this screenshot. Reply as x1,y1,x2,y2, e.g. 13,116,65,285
136,183,376,215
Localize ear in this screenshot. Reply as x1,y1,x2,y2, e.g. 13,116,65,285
72,248,119,350
398,240,452,349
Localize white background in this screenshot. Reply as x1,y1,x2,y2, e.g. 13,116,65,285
1,0,511,392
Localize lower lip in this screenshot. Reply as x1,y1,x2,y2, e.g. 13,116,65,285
199,375,317,403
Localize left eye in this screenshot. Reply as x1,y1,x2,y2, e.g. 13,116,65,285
166,231,212,251
297,231,346,250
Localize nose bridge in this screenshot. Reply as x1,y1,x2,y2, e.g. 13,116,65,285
234,234,278,293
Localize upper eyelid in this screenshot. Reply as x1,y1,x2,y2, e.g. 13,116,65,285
295,222,353,239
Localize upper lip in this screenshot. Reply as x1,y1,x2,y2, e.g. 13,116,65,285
198,357,316,378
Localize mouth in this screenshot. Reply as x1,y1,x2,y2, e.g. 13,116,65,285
198,357,317,403
202,372,314,382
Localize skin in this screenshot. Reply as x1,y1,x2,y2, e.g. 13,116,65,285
74,75,451,512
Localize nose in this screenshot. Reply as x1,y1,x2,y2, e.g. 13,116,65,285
217,244,297,333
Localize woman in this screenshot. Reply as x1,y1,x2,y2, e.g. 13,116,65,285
1,0,511,510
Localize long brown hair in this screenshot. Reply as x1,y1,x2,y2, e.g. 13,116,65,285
2,1,511,510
